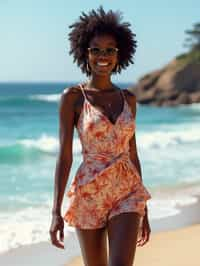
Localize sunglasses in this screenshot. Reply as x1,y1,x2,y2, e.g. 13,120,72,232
88,47,119,56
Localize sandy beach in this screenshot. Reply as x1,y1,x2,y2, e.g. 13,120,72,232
66,223,200,266
1,195,200,266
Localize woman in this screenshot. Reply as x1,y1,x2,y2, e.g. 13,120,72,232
50,6,151,266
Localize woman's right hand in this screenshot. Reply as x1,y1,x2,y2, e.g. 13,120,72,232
49,214,65,249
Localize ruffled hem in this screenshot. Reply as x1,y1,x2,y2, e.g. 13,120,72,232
63,213,106,229
64,173,151,229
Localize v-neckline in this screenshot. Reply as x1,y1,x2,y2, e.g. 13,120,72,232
84,90,126,126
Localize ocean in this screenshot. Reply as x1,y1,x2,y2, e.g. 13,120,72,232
0,82,200,254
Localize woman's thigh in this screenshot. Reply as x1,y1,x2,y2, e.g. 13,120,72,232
107,212,141,266
76,226,108,266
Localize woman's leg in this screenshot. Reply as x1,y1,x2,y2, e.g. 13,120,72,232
107,212,141,266
76,226,108,266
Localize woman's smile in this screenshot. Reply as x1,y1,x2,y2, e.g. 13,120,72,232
96,61,110,66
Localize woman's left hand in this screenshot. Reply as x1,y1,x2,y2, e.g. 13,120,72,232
136,213,151,247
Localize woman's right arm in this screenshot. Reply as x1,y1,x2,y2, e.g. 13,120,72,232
50,87,77,249
51,87,76,216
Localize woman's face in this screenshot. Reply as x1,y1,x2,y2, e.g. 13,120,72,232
87,34,118,77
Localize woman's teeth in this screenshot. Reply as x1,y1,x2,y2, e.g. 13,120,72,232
97,62,109,66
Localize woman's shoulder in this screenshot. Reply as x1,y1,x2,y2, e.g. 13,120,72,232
122,88,136,103
62,84,82,97
122,88,137,115
61,84,83,103
122,88,136,98
58,85,83,118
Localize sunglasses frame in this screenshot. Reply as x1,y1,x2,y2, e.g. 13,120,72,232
87,47,119,56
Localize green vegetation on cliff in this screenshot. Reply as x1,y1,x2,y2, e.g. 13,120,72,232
176,22,200,66
176,49,200,66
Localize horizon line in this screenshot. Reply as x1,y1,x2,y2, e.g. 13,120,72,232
0,80,136,84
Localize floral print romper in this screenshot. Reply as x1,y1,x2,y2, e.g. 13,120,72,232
63,83,151,229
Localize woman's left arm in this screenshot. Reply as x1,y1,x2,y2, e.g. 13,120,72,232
125,90,149,215
126,90,142,180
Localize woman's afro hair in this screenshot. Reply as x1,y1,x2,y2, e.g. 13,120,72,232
68,6,137,76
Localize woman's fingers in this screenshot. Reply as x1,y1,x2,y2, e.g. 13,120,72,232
50,229,65,249
59,228,64,242
137,228,150,246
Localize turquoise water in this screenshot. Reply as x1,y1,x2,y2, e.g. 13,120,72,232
0,82,200,253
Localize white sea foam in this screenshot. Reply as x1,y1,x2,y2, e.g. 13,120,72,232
29,94,61,102
17,133,82,155
0,196,73,254
16,126,200,155
148,195,198,220
148,182,200,219
18,134,58,154
178,102,200,110
138,127,200,149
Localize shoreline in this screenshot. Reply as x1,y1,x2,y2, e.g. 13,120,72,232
1,195,200,266
150,194,200,232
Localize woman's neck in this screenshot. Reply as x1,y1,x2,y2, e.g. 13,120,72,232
87,75,114,90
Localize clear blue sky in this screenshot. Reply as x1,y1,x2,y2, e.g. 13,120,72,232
0,0,199,83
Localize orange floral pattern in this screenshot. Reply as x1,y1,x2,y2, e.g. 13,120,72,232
63,84,151,229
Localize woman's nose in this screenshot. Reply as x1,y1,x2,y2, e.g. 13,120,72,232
97,53,109,59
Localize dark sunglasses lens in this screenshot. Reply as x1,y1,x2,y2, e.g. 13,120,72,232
89,47,118,56
106,48,117,55
90,48,100,55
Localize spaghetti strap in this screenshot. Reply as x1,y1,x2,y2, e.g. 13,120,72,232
120,89,127,104
79,83,87,100
120,89,126,100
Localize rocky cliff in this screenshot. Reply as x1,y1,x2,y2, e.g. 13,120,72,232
129,52,200,106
